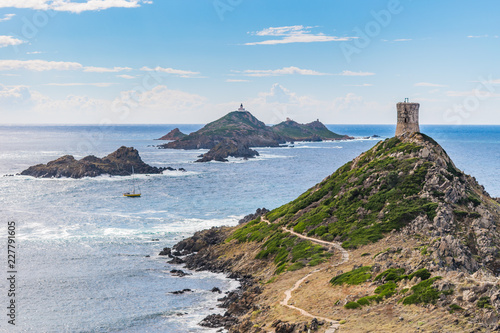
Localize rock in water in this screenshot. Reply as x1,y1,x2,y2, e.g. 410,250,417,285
20,146,167,178
195,139,259,162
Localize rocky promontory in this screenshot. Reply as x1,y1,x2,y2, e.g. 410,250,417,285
21,146,168,178
163,132,500,332
157,128,187,140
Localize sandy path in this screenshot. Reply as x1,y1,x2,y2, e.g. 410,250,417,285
261,217,349,332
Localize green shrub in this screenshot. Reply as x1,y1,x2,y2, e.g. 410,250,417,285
288,262,305,271
402,277,442,305
375,268,406,282
344,301,361,309
408,268,431,281
374,282,397,298
449,304,463,313
330,266,372,286
356,298,370,306
477,296,493,309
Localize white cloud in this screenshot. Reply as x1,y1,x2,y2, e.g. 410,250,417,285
245,25,356,45
0,59,83,71
344,83,373,87
225,79,250,82
414,82,447,87
0,36,26,48
0,13,15,22
337,70,375,76
141,66,201,78
234,66,329,77
0,0,151,13
45,82,116,87
26,51,43,55
83,66,132,73
446,90,500,98
382,38,412,42
467,35,489,38
116,74,136,79
0,84,33,106
0,60,134,73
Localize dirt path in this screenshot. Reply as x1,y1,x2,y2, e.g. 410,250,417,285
261,217,349,332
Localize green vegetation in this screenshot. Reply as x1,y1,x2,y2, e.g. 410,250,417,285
477,296,493,309
342,267,444,309
408,268,431,281
454,210,482,220
449,304,463,313
265,136,439,249
344,301,361,309
227,218,332,274
375,268,406,282
402,277,442,305
330,266,372,286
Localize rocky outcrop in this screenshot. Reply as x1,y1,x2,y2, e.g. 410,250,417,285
157,128,187,140
20,146,167,178
195,139,259,162
238,208,269,225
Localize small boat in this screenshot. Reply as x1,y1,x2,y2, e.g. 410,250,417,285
123,166,141,197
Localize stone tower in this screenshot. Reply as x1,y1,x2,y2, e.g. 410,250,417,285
395,99,420,136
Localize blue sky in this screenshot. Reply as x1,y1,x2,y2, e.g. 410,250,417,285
0,0,499,124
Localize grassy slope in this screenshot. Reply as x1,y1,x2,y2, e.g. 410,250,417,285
266,136,440,249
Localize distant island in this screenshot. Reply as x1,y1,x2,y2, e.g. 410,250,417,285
158,105,352,162
20,146,176,178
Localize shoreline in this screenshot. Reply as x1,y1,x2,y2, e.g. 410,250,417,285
160,210,269,331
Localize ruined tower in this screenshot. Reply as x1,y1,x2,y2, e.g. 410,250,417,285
395,98,420,136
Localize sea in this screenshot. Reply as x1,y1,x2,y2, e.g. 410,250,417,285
0,124,498,332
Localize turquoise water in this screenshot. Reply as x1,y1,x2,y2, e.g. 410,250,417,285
0,125,498,332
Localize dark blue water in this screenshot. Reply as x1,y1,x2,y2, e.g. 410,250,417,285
0,124,498,332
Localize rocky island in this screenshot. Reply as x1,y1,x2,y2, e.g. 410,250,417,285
162,131,500,332
158,105,352,162
157,128,187,140
21,146,169,178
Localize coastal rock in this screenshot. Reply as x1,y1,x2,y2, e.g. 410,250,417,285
159,247,171,256
238,208,269,225
199,313,238,328
170,269,191,277
157,128,187,140
20,146,167,178
169,288,192,294
195,139,259,163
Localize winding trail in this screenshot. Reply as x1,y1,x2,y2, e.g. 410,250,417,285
261,218,349,332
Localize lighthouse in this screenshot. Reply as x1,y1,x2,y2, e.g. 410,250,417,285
238,103,246,111
395,98,420,137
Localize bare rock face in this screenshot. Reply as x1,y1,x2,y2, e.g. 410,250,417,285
20,146,166,178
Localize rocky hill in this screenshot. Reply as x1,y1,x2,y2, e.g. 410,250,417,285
21,146,168,178
157,128,187,140
162,132,500,332
272,119,349,141
159,111,350,151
